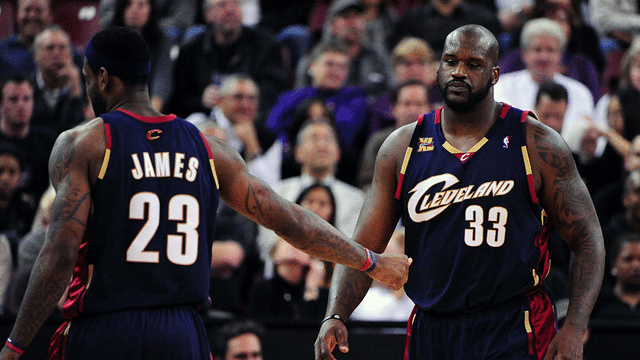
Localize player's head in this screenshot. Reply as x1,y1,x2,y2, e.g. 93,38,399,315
437,24,499,113
82,26,151,115
214,319,264,360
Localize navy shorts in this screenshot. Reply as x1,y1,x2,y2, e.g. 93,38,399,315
405,289,557,360
48,306,212,360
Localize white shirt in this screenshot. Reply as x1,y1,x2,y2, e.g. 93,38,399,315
351,285,415,322
494,69,596,152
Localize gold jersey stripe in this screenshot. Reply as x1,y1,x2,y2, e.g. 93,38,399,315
442,137,488,154
400,147,413,174
98,149,111,179
521,146,533,175
209,159,219,189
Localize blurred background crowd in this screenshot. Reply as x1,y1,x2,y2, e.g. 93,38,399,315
0,0,639,356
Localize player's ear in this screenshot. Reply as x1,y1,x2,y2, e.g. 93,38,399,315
491,66,500,85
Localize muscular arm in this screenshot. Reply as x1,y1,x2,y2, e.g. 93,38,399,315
527,118,605,356
315,126,412,360
327,126,409,319
1,122,100,356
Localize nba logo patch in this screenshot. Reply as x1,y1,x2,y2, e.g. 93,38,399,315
418,137,434,152
503,136,510,149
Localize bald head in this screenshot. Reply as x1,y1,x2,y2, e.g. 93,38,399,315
444,25,499,66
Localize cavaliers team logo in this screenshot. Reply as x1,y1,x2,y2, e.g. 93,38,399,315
146,129,162,140
417,137,434,152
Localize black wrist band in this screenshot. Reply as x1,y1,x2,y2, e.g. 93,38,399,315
321,314,344,325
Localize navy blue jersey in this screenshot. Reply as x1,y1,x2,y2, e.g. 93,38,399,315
61,109,219,318
396,104,552,313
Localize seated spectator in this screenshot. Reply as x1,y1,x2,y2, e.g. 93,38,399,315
362,0,398,56
369,37,439,135
168,0,287,122
269,39,371,178
350,227,414,321
601,171,640,287
249,183,336,322
258,0,315,76
0,74,56,205
100,0,198,38
590,0,640,50
104,0,176,112
295,0,394,102
580,91,629,194
358,80,431,191
0,0,53,79
187,74,280,187
31,26,87,136
591,232,640,320
494,18,595,154
390,0,501,58
0,143,37,257
279,97,355,184
257,120,365,271
213,319,265,360
593,135,640,227
612,38,640,142
248,237,328,322
499,0,604,98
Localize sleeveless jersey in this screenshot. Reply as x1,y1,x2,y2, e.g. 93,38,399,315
395,104,552,313
61,109,220,319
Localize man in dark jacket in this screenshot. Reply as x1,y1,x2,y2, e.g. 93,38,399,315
168,0,288,123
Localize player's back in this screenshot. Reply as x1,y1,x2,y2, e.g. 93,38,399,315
61,109,219,318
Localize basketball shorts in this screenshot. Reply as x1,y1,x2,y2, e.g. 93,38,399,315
404,288,557,360
48,305,212,360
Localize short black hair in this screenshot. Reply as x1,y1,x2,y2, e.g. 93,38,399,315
535,82,568,106
0,73,33,102
0,142,25,172
391,79,429,105
87,26,151,87
213,319,265,358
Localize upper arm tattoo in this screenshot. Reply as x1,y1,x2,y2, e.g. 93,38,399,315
532,125,597,241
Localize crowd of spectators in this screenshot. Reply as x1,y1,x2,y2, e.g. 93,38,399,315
1,0,640,348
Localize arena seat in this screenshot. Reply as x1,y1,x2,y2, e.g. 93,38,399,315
54,1,101,48
0,0,15,40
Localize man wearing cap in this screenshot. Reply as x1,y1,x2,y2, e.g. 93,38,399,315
0,26,410,360
295,0,393,102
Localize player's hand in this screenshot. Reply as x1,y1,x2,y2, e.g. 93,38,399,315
314,319,349,360
367,253,411,290
543,324,586,360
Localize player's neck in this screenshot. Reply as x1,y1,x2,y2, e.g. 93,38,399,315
441,100,499,138
109,92,162,118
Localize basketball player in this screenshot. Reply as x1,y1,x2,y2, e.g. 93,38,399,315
315,25,604,360
0,26,410,360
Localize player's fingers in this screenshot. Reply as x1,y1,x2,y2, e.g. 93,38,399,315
335,325,349,353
